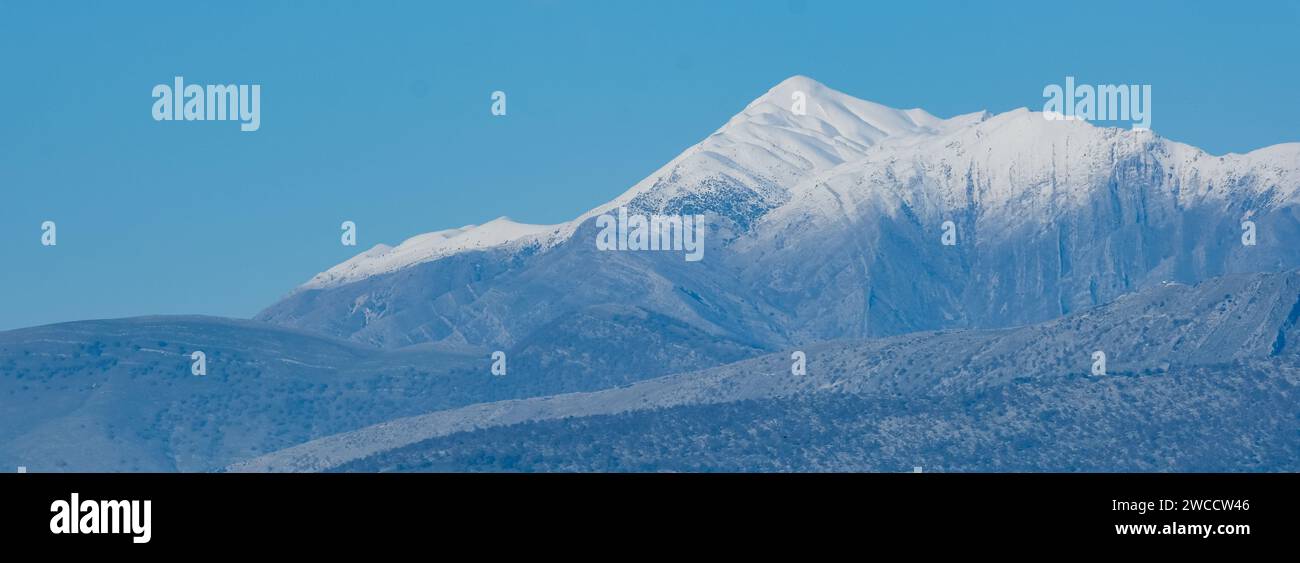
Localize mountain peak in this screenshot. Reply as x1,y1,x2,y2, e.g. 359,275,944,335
735,75,971,146
557,75,996,240
746,75,834,106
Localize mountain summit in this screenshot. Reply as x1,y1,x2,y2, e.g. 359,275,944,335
297,76,994,293
742,75,980,143
260,76,1300,350
568,75,991,233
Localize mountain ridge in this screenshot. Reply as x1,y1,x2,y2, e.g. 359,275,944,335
287,76,1300,298
259,75,1300,351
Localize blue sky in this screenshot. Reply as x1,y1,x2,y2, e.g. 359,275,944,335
1,0,1297,330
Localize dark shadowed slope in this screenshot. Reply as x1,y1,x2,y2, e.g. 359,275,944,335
234,270,1300,472
0,313,755,472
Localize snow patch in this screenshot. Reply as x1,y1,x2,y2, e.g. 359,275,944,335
299,217,561,290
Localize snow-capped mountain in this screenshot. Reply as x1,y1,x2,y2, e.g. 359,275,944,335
561,75,991,233
292,76,985,294
6,76,1300,473
736,107,1300,340
260,75,1300,352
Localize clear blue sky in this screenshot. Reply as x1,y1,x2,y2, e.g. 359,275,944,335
1,0,1297,330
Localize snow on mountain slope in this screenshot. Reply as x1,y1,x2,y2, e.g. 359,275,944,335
297,75,989,293
302,76,1298,297
748,109,1156,243
764,107,1300,235
742,106,1300,265
722,106,1300,343
561,75,990,234
1158,140,1300,207
263,75,1300,350
300,217,561,291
